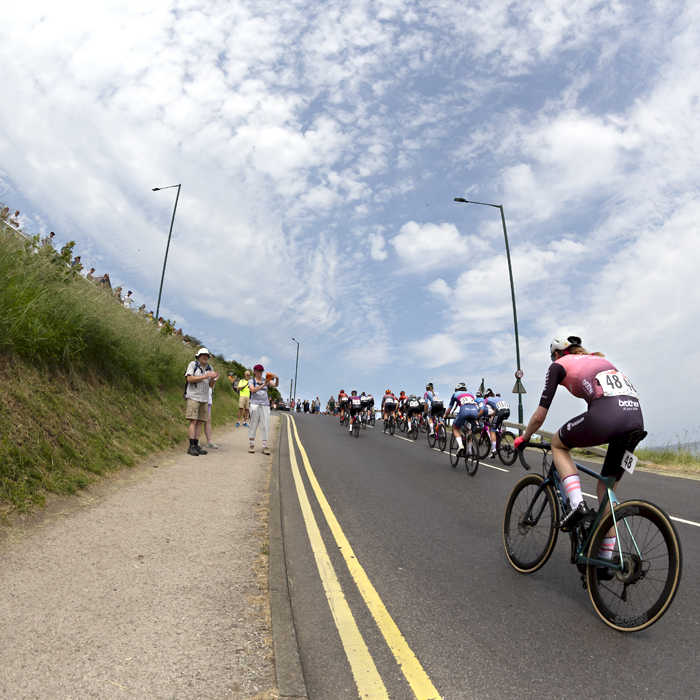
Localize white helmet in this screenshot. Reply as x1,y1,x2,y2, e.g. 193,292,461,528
550,334,582,357
455,382,467,392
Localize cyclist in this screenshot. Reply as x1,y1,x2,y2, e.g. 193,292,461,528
515,335,644,538
382,390,397,425
337,389,349,422
445,383,479,456
479,389,510,458
397,391,408,425
348,390,363,433
424,383,444,436
406,393,422,431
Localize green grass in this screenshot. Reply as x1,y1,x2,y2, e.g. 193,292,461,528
0,230,241,521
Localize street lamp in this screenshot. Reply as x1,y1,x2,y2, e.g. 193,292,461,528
454,197,524,424
292,338,300,404
152,184,181,320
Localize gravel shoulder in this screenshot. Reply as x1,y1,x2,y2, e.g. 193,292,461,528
0,417,280,700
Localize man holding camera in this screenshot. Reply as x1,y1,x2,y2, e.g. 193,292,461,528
185,348,219,456
248,364,278,455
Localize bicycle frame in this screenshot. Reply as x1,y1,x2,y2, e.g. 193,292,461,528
522,447,633,573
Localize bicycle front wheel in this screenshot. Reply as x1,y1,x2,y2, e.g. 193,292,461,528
477,433,491,460
437,424,447,452
419,416,428,433
498,432,518,466
465,435,479,476
586,500,682,633
503,474,559,573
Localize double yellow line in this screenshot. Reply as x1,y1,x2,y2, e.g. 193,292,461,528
285,415,441,700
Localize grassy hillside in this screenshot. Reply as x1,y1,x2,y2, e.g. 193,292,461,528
0,231,240,522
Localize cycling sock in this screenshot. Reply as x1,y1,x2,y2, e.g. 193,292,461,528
562,475,583,510
456,436,463,449
491,440,497,452
600,536,617,560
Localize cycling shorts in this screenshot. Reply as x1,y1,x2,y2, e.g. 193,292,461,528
558,396,644,480
407,405,422,416
349,405,362,415
491,408,510,433
454,405,479,429
383,401,396,412
429,404,445,417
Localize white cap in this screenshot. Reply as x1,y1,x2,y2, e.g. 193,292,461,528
196,347,210,356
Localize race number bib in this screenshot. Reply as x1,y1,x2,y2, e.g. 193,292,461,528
459,395,475,406
621,450,638,475
596,371,639,399
496,401,509,410
352,398,361,406
409,400,419,408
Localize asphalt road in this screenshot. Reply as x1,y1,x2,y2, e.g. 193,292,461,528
278,413,700,700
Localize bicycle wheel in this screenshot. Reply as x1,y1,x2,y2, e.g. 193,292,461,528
353,419,360,438
361,415,367,430
498,432,518,466
586,500,682,632
389,417,395,436
477,433,491,460
503,474,559,573
465,435,479,476
449,435,460,468
411,420,418,440
437,424,447,452
419,416,428,433
370,412,375,426
427,426,436,448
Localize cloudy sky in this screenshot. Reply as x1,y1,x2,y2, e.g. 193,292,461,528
1,0,698,443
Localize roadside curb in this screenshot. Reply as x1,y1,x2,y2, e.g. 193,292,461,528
269,416,308,699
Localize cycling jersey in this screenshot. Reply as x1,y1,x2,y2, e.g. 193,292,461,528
483,396,510,431
382,394,397,409
406,397,421,415
338,392,349,405
349,396,362,413
448,391,477,410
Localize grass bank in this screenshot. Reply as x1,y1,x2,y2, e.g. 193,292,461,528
0,231,240,522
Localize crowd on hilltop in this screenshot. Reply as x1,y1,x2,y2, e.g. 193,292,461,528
1,202,205,347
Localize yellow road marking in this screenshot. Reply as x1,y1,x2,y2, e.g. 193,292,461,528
289,416,442,700
284,417,389,699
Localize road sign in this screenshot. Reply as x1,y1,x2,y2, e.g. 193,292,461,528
515,369,524,379
512,378,526,394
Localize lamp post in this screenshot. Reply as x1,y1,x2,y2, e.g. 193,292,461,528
454,197,524,424
292,338,300,404
152,184,181,320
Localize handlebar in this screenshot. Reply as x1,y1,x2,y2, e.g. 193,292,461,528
517,440,551,471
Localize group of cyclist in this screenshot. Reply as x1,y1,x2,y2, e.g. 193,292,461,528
336,390,376,432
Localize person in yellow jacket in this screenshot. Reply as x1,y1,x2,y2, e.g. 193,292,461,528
236,370,251,427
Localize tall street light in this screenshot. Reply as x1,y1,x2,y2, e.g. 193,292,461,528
152,184,181,320
454,197,524,424
292,338,300,404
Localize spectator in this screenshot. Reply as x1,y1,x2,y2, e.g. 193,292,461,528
86,267,96,282
303,399,310,413
122,291,133,309
9,210,20,227
229,373,237,389
113,286,123,302
315,397,321,414
157,316,164,328
99,273,112,291
71,256,83,273
328,396,335,416
0,207,8,222
236,371,251,427
247,364,278,454
137,304,146,315
40,231,55,247
184,348,218,456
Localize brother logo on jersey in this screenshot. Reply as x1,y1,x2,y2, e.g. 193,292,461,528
582,378,594,396
618,398,640,409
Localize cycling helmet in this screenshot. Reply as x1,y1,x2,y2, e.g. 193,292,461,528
485,389,495,398
496,393,501,397
361,392,366,396
385,389,392,394
550,334,582,359
426,383,433,390
400,391,406,396
476,390,483,398
351,390,357,396
455,382,467,392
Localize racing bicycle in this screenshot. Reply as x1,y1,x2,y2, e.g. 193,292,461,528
503,437,682,632
449,432,479,475
427,414,448,451
475,419,518,465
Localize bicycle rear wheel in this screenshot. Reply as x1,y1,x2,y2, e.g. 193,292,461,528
586,500,682,632
503,474,559,573
353,419,360,437
437,424,447,452
370,412,375,427
498,431,518,466
389,417,395,436
427,426,436,448
419,416,428,433
477,433,491,460
465,434,479,476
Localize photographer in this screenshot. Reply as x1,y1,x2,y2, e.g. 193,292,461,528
184,348,219,456
247,364,278,455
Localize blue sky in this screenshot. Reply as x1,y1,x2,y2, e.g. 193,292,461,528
1,0,699,444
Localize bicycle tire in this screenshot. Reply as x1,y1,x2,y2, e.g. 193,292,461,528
465,434,479,476
437,424,447,452
411,420,418,440
498,432,518,466
353,419,360,438
449,436,459,467
477,433,491,460
397,416,406,433
389,417,395,436
427,427,436,448
370,412,375,427
503,474,559,573
586,500,682,632
419,416,428,433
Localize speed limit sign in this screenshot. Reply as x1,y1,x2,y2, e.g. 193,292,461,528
515,369,524,379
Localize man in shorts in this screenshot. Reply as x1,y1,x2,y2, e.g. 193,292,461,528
185,348,219,456
236,371,251,427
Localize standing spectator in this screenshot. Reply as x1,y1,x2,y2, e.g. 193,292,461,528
9,210,20,227
203,376,218,449
41,231,56,247
236,371,251,427
137,304,146,315
328,396,335,416
303,399,310,413
86,267,96,282
0,207,8,222
123,291,133,309
184,348,218,456
247,364,278,454
99,273,111,292
113,286,123,302
310,398,315,414
315,397,321,414
71,256,83,272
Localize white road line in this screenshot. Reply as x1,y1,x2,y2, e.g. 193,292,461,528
394,435,414,442
582,492,700,528
481,463,510,472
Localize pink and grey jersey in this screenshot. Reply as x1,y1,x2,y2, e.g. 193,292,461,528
449,391,478,411
539,354,634,409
